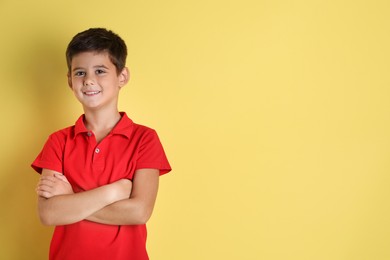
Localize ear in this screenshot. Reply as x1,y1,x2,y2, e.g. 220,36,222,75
67,72,73,89
118,67,130,88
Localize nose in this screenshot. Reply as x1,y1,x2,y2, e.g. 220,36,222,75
83,74,95,86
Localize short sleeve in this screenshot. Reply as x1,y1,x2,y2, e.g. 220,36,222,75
31,132,65,174
136,130,172,175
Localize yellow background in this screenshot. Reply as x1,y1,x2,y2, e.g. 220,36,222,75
1,0,390,259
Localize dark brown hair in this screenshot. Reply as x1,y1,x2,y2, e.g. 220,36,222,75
66,28,127,74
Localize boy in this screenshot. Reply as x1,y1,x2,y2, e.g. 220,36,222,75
32,28,171,260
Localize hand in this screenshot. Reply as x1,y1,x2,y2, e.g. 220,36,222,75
36,173,74,199
109,179,133,201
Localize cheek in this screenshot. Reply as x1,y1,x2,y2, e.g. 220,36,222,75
70,79,82,89
70,83,83,96
103,79,120,90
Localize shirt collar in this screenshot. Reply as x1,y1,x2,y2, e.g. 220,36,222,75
73,112,134,139
111,112,134,139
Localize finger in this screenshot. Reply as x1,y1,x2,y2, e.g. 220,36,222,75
37,190,53,199
36,184,51,194
36,184,54,194
54,173,70,183
37,179,57,187
39,176,57,183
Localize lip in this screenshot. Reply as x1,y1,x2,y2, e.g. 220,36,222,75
83,90,101,96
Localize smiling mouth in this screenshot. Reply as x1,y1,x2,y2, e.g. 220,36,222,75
83,91,101,96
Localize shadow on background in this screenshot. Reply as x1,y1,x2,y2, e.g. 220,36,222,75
0,31,73,259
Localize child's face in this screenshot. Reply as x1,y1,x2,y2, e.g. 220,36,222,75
67,51,128,111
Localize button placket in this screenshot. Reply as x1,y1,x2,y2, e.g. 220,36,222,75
92,145,104,172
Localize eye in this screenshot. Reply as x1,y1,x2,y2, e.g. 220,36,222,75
74,71,85,77
96,69,106,75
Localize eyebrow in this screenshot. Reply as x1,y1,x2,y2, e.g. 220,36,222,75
72,65,110,72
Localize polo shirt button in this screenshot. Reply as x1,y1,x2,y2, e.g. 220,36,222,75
95,148,100,154
87,132,92,137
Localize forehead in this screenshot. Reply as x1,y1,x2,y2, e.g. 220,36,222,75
71,51,114,68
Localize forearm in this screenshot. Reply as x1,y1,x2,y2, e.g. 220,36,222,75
86,169,160,225
38,184,121,226
37,169,132,226
86,198,152,225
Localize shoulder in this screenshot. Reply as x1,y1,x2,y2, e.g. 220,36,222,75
119,113,163,142
46,125,75,144
50,125,74,137
131,122,160,140
132,122,156,134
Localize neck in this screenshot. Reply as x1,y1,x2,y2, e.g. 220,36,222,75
83,107,122,133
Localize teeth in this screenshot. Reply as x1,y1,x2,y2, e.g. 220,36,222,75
84,91,100,95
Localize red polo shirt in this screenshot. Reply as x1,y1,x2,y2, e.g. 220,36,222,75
31,112,171,260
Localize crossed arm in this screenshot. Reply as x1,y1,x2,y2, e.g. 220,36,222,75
36,168,159,226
